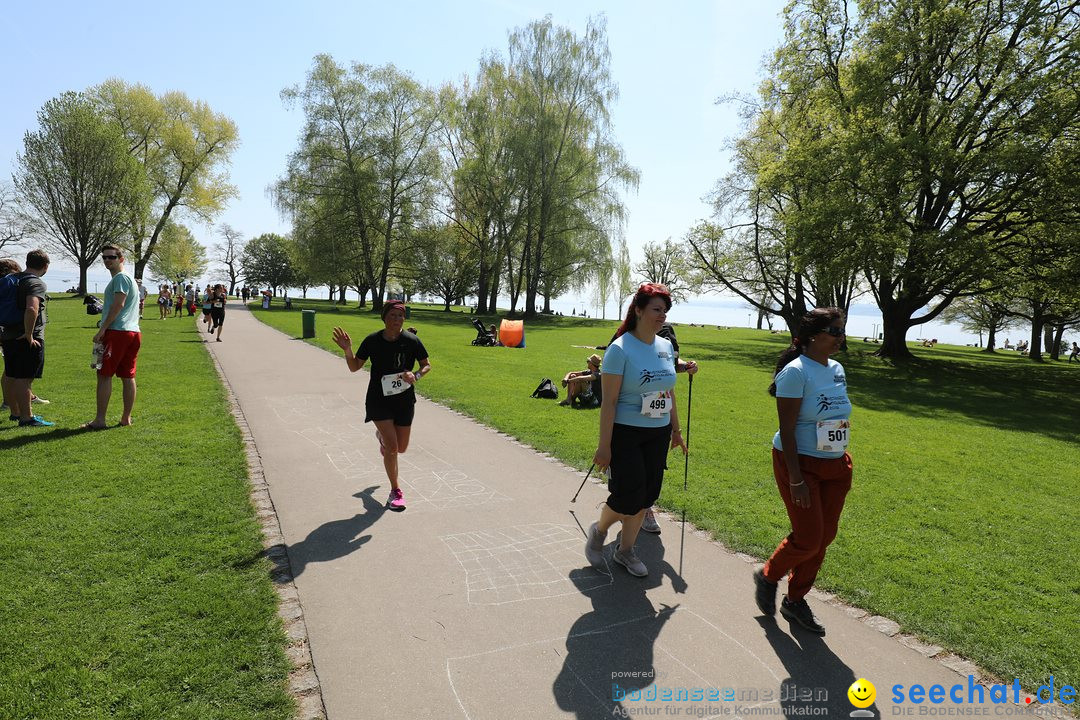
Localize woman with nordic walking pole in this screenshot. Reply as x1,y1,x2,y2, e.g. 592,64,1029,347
585,283,688,577
754,307,851,635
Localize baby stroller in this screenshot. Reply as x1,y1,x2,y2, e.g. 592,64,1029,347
470,317,496,346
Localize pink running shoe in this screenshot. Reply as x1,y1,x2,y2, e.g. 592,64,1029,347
388,488,406,511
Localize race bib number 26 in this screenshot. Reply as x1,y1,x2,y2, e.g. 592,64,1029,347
381,373,408,397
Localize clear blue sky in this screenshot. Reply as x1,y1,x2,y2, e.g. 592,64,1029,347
1,0,788,277
2,1,985,342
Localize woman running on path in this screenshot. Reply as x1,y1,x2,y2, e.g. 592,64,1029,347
201,286,213,330
585,283,687,577
332,300,430,511
209,284,227,341
753,308,851,635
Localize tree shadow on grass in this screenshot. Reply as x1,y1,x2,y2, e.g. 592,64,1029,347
687,337,1080,446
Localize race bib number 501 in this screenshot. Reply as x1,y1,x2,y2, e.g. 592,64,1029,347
816,419,850,452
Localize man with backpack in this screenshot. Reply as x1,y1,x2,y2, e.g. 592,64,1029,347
0,249,53,427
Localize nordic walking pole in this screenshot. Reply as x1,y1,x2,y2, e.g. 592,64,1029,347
683,373,693,490
571,463,596,503
679,373,693,576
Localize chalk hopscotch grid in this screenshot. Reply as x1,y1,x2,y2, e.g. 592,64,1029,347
442,523,612,605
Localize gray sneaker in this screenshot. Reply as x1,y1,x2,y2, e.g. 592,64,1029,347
585,522,607,568
641,509,661,534
612,545,648,577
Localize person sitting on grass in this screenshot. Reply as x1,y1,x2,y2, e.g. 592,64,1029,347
560,354,603,408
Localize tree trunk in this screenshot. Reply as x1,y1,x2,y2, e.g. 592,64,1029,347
1051,324,1065,361
1029,317,1043,362
78,264,89,296
337,286,346,305
1043,325,1056,358
875,306,915,359
985,325,996,352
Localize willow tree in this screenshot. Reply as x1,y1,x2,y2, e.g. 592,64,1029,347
93,80,238,282
504,16,638,318
276,55,443,312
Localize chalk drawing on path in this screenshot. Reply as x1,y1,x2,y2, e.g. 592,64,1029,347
445,608,782,720
392,447,511,513
266,395,509,510
441,523,611,606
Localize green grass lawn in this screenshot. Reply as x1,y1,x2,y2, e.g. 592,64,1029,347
0,296,292,720
255,297,1079,693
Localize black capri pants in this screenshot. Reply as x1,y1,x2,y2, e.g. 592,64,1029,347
606,422,671,515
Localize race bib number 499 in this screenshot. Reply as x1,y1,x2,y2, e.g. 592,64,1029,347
381,373,408,397
640,390,672,419
816,419,850,452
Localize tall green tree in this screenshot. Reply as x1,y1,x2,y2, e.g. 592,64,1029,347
276,55,443,312
763,0,1080,357
504,16,638,317
94,79,239,282
13,91,148,293
147,221,208,285
241,233,296,296
409,223,479,311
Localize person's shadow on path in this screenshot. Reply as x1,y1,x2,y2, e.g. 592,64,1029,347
756,616,879,720
285,486,385,578
552,536,687,719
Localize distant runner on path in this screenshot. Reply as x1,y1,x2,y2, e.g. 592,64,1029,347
332,300,430,511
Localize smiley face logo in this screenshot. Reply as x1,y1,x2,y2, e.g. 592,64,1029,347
848,678,876,708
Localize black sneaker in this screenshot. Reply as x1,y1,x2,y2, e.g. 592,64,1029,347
753,568,777,616
780,597,826,635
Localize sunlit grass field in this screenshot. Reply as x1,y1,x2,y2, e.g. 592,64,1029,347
0,296,292,720
254,297,1079,693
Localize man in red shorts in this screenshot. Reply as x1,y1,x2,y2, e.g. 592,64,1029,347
84,245,142,429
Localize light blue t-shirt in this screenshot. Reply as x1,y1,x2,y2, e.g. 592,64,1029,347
102,271,141,332
602,332,677,428
771,355,851,459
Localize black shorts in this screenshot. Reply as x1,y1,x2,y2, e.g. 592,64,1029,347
1,338,45,380
365,394,416,426
606,422,671,515
210,308,225,326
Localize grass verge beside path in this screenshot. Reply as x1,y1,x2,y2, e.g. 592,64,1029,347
255,298,1079,696
0,297,292,720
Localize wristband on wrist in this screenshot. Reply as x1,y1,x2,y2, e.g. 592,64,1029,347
789,480,806,487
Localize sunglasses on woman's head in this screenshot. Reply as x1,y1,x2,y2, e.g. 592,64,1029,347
822,326,846,337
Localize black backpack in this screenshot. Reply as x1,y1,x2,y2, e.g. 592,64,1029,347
531,377,559,399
